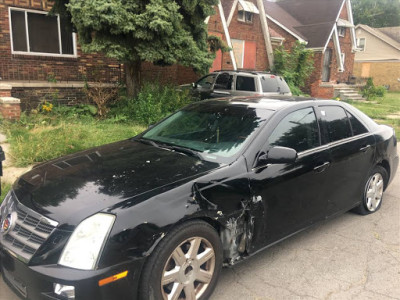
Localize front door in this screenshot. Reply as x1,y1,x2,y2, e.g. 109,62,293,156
249,107,330,246
322,49,332,82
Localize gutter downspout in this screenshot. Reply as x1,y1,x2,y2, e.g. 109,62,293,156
218,1,237,70
257,0,274,69
332,26,344,71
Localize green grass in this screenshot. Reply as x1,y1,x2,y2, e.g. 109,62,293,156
0,182,12,204
2,114,146,167
346,92,400,137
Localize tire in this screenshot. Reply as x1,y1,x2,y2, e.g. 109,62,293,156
139,220,223,300
353,165,388,215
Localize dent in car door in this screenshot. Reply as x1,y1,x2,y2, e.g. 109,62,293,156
318,106,376,216
248,107,331,248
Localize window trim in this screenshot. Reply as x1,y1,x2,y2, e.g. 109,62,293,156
9,7,77,58
267,106,322,153
238,10,253,23
357,37,366,52
338,26,346,37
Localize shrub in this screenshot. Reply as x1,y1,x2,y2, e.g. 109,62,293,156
362,78,387,100
109,83,192,126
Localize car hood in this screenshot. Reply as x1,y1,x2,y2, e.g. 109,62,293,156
12,139,221,227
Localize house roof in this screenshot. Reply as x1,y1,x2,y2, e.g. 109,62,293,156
221,0,236,20
357,24,400,51
264,0,345,48
376,27,400,44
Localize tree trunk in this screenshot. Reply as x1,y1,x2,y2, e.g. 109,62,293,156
125,60,142,98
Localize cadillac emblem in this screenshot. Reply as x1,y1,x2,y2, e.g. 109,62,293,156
1,214,12,234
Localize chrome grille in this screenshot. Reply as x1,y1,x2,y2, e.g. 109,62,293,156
0,191,58,263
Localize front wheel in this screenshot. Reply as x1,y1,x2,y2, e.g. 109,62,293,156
353,165,388,215
139,220,223,300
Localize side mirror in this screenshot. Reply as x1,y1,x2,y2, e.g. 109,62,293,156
258,146,297,165
192,82,197,88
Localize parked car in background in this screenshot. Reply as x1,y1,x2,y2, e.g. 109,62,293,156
1,96,398,300
187,70,292,99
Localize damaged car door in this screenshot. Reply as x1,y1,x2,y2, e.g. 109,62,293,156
248,106,331,248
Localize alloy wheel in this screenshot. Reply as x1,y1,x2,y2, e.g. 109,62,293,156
161,236,216,300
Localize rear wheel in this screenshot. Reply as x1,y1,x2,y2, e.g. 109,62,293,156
139,220,222,300
353,165,388,215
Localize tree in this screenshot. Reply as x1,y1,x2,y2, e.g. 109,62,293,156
51,0,219,97
352,0,400,27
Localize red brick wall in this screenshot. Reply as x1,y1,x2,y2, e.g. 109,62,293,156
0,0,123,82
228,0,269,71
268,21,298,51
0,101,21,120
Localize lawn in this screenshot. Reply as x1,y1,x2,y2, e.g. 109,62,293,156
2,114,146,167
346,92,400,137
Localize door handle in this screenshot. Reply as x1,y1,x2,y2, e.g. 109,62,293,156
314,162,330,173
360,145,371,152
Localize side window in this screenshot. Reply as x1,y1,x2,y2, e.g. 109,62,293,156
236,76,256,92
346,111,368,136
214,73,233,90
320,106,352,142
268,108,320,153
196,74,216,88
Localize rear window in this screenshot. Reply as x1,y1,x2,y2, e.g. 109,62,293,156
261,76,279,93
261,76,291,93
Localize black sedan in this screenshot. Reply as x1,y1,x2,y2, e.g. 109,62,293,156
0,96,398,300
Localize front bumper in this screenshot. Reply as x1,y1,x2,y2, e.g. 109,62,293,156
0,247,146,300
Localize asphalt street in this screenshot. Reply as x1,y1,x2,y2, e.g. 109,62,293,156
1,151,399,300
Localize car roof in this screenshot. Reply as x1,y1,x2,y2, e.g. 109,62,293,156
200,95,337,111
211,70,278,76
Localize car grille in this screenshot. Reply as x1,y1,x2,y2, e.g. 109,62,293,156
0,191,58,263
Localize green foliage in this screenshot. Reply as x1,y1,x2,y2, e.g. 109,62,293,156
273,41,314,93
0,182,12,204
51,104,98,118
346,92,400,138
352,0,400,27
361,78,387,100
109,83,192,125
2,113,145,167
52,0,219,74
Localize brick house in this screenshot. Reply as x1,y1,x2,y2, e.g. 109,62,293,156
0,0,358,118
0,0,198,115
208,0,358,98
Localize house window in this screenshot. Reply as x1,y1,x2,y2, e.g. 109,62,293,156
357,38,366,51
338,26,346,37
238,10,253,23
9,8,76,57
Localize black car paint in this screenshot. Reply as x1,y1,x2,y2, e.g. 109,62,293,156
1,97,398,300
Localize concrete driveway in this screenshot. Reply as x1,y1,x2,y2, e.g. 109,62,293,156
1,158,399,300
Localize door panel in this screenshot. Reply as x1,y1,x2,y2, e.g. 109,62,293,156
325,135,376,215
322,49,332,82
244,41,256,69
249,107,329,247
250,148,331,246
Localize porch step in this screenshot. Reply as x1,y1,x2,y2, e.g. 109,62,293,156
334,86,366,101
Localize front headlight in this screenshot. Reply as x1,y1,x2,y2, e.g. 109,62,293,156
59,213,115,270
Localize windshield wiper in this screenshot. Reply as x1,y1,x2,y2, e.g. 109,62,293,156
168,145,203,160
135,138,159,148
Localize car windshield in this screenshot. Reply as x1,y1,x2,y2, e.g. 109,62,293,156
142,101,274,163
